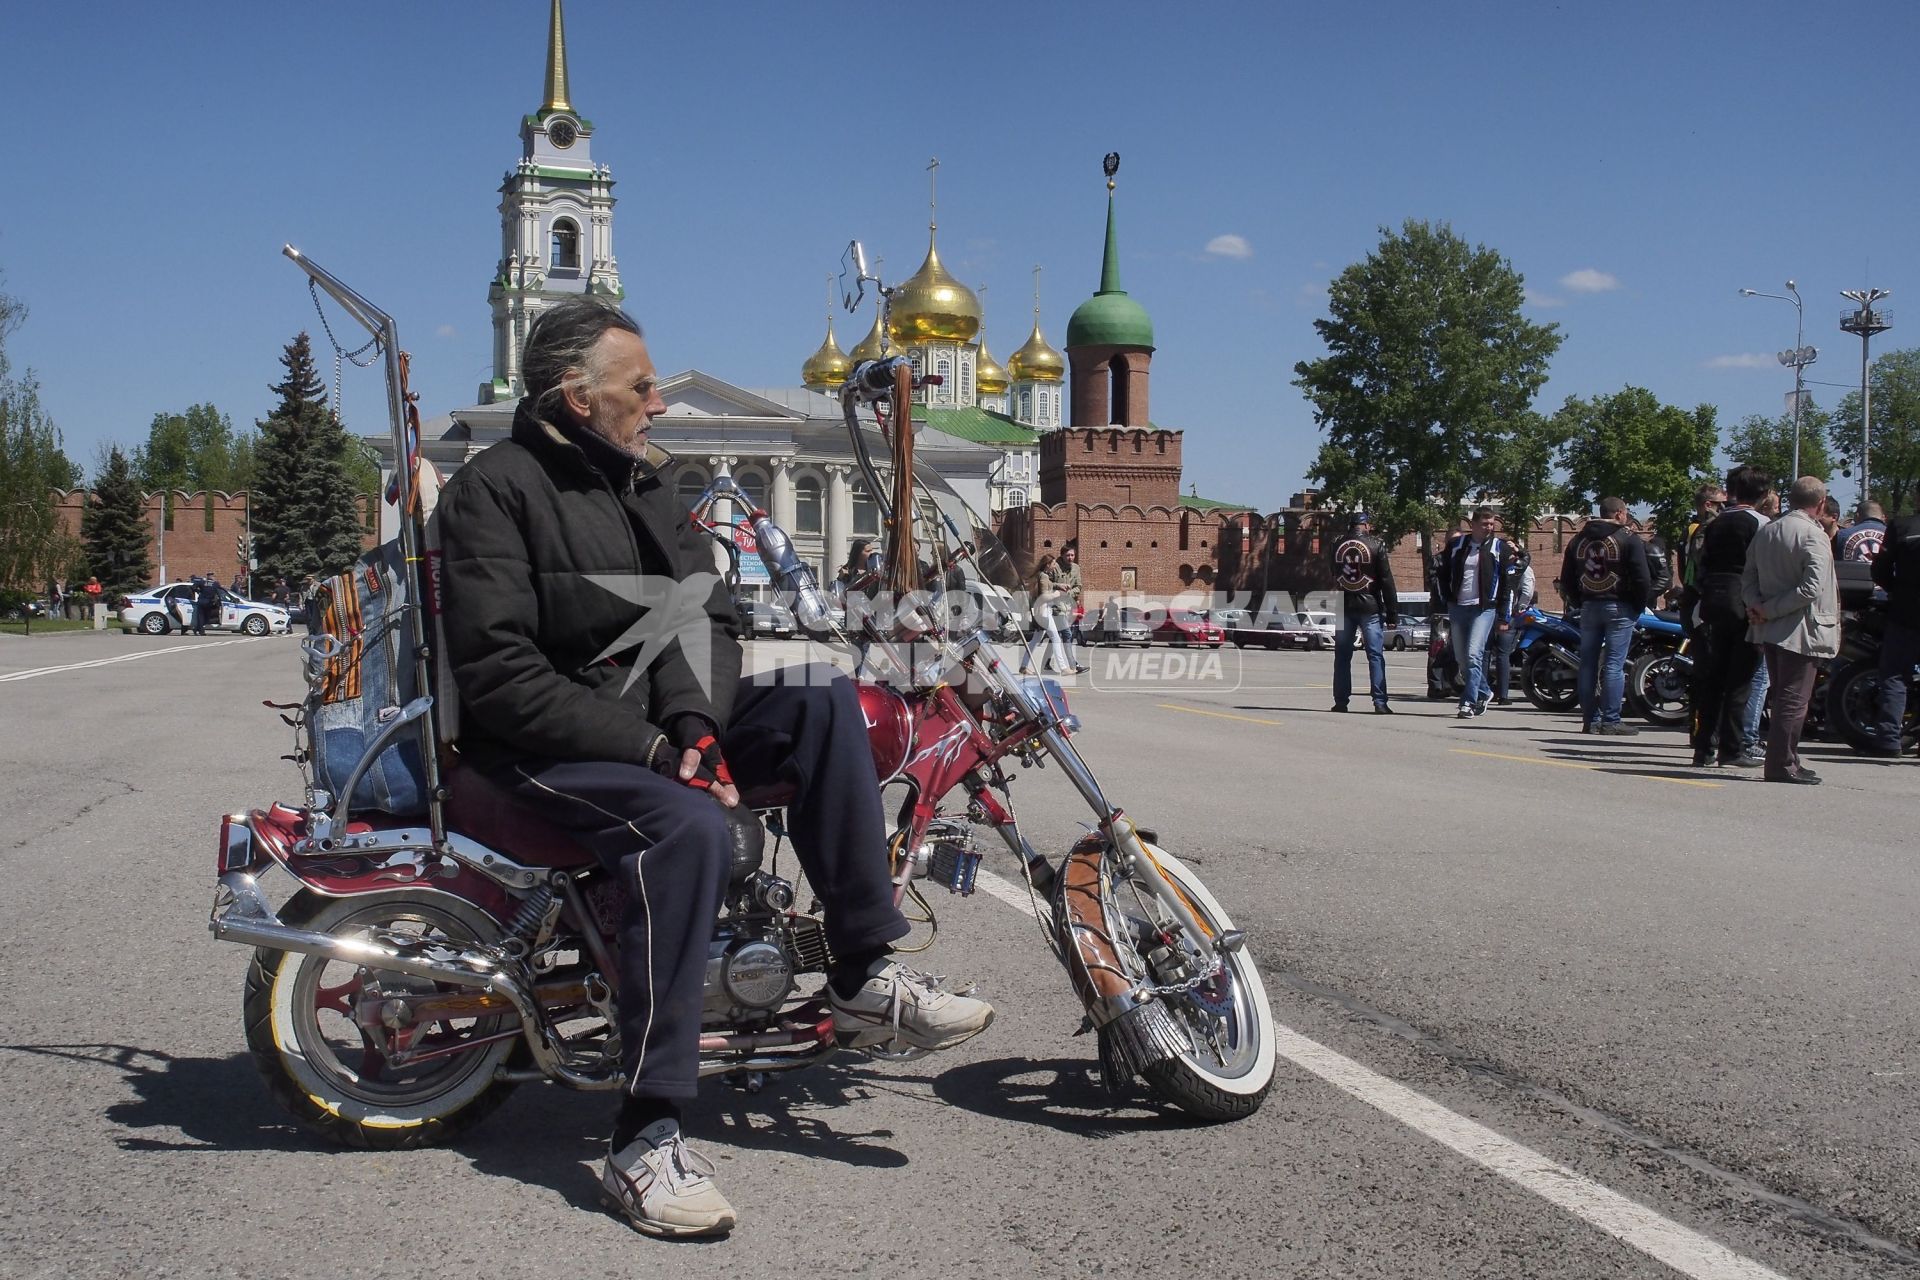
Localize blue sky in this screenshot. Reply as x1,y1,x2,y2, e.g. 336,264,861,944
3,1,1914,512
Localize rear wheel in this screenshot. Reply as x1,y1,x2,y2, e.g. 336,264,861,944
1629,650,1690,727
1523,648,1578,712
1096,845,1275,1120
1826,659,1919,753
243,889,520,1150
139,612,170,635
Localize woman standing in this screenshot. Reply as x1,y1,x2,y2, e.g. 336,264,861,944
1019,554,1069,675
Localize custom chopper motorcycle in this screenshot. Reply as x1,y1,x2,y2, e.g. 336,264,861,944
208,248,1276,1149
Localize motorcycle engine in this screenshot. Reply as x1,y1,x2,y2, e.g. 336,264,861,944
702,930,796,1024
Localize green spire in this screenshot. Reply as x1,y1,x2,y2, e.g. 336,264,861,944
1099,188,1124,295
1067,173,1154,350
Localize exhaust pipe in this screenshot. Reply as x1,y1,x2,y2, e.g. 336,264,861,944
211,870,619,1090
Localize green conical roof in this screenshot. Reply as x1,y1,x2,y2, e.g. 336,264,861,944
1066,189,1154,350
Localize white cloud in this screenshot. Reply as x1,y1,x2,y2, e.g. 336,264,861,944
436,324,457,338
1524,287,1566,309
1204,234,1253,260
1706,353,1775,369
1560,268,1621,294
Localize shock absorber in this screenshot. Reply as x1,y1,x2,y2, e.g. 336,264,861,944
506,884,557,948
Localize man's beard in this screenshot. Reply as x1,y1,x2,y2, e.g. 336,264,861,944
583,411,652,462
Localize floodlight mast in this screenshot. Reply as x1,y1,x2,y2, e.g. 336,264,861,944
1840,287,1892,508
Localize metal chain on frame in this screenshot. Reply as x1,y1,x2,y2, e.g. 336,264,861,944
309,276,382,421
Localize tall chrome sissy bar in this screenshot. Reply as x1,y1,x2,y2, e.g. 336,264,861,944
281,245,445,847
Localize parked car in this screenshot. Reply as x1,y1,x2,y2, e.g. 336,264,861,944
1217,608,1292,650
120,582,291,636
1385,618,1431,651
1091,599,1153,647
737,596,798,639
1278,610,1337,650
1153,607,1225,648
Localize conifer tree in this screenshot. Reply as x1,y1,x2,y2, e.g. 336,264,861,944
252,333,365,583
82,446,153,594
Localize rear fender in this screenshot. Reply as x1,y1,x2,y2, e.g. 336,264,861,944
240,806,514,921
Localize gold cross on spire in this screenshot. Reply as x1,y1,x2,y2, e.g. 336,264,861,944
927,156,940,232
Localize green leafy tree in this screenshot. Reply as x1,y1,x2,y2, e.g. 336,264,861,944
1553,386,1718,544
81,446,153,594
0,286,84,590
1725,403,1832,488
1833,347,1920,516
251,333,365,584
1293,219,1563,568
135,402,252,493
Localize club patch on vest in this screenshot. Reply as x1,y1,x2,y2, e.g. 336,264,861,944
1841,527,1884,562
1579,533,1622,594
1332,538,1377,594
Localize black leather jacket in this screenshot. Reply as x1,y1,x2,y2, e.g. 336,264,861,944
434,403,742,772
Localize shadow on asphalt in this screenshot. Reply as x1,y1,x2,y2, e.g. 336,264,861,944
0,1043,312,1153
925,1055,1204,1137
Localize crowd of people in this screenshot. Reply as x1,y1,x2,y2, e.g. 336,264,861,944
1322,477,1914,785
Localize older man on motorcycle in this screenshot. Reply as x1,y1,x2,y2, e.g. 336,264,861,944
434,298,992,1238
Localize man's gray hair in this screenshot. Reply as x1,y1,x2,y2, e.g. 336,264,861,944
1787,476,1826,512
521,298,643,421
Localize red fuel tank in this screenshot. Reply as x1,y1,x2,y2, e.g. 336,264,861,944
857,682,916,784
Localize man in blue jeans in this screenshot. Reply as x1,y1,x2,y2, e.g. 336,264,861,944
1437,506,1517,718
1329,512,1399,713
1560,496,1651,735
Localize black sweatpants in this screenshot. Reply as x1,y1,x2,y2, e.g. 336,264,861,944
1688,611,1760,760
503,664,909,1098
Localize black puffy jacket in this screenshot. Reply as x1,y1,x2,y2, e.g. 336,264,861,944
434,403,743,772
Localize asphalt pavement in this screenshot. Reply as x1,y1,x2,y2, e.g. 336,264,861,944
0,629,1914,1279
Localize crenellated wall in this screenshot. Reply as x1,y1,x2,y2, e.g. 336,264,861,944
49,489,377,587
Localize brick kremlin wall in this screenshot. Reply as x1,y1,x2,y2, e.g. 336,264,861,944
50,489,377,588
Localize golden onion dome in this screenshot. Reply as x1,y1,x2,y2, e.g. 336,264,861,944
1007,319,1065,383
800,320,852,388
887,231,981,345
975,337,1010,396
848,309,906,363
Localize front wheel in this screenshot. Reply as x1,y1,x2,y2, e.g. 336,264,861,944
242,613,270,636
242,888,521,1149
1092,844,1276,1120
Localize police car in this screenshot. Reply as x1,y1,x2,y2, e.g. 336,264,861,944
120,582,292,636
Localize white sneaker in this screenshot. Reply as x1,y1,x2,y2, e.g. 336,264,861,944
829,961,995,1051
600,1119,737,1238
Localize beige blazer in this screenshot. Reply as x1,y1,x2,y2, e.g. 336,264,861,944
1741,509,1839,656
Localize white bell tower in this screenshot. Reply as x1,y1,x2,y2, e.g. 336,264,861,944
483,0,624,403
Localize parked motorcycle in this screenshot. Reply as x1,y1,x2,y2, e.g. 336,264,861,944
209,250,1276,1151
1824,594,1919,755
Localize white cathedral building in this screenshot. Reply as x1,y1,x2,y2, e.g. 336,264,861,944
375,0,1068,592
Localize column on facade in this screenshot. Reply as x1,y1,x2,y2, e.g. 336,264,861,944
826,464,853,575
770,460,796,532
708,455,736,526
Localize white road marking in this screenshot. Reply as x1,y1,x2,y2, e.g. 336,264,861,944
975,867,1791,1280
0,637,264,683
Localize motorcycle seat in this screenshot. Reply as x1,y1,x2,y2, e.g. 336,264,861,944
440,755,599,870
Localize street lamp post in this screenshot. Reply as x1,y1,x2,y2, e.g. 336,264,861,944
1840,287,1892,510
1739,282,1817,483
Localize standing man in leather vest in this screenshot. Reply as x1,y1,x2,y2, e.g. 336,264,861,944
1869,484,1920,756
1559,496,1651,735
1329,512,1399,713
